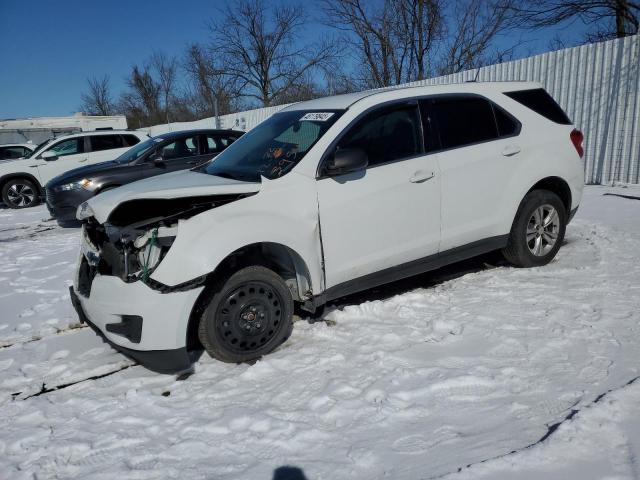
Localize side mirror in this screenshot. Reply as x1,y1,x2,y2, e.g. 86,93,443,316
150,154,165,167
41,151,58,161
325,148,368,176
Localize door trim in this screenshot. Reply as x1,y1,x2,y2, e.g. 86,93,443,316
315,234,508,305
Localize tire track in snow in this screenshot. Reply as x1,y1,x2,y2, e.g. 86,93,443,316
432,375,640,480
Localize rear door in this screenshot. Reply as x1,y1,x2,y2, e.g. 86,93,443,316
141,133,209,178
425,95,521,250
88,134,131,164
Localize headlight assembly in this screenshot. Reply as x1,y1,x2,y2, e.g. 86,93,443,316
133,225,178,280
76,202,95,220
56,178,97,192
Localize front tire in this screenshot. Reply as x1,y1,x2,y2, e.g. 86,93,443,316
2,178,40,209
502,189,566,267
198,266,294,363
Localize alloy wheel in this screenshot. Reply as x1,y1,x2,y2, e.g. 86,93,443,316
7,183,36,207
526,204,560,256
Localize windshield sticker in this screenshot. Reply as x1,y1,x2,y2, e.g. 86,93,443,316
300,112,334,122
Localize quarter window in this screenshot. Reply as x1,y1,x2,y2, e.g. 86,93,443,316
46,138,84,157
90,135,123,152
337,104,422,167
504,88,571,124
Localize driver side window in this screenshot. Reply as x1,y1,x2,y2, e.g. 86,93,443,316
45,138,84,158
338,104,422,167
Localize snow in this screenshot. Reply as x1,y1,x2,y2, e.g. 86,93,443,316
0,185,639,479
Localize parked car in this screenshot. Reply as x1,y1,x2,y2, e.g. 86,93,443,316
69,82,584,372
0,130,147,208
45,129,243,225
0,143,36,160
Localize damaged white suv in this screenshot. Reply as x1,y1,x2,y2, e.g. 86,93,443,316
70,82,584,372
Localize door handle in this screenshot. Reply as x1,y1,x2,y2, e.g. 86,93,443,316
410,171,435,183
502,145,521,157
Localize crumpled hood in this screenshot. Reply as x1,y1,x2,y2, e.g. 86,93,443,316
85,170,261,223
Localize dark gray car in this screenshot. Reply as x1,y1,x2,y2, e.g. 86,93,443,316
45,129,242,225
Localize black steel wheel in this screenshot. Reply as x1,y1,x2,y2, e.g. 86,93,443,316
198,266,294,363
2,178,40,209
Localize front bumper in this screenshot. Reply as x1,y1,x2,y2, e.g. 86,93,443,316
45,187,92,223
70,271,204,373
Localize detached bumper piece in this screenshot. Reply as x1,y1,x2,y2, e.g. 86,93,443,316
69,287,192,374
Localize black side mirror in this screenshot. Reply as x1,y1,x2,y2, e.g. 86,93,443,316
150,154,165,167
325,148,368,176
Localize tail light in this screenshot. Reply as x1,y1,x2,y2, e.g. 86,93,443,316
570,129,584,158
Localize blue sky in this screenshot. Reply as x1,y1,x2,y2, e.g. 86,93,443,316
0,0,595,119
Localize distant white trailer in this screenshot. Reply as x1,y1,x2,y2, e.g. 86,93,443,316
0,113,128,145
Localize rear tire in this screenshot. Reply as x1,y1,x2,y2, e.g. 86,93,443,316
502,189,566,267
1,178,40,209
198,266,294,363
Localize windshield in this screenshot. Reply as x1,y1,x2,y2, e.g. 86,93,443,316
205,110,343,182
114,137,158,164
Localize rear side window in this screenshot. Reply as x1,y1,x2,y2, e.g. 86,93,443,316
122,134,141,146
90,135,124,152
160,135,199,160
338,104,422,167
504,88,571,124
431,96,498,149
204,135,234,154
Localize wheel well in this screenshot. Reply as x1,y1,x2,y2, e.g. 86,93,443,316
0,173,44,196
185,242,313,351
528,177,571,212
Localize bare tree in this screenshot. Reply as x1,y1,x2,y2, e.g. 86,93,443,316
510,0,639,41
438,0,517,75
150,52,178,123
209,0,336,107
80,75,114,116
322,0,443,88
183,43,242,121
124,65,162,125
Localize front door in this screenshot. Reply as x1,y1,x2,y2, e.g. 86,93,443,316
317,102,441,290
35,137,88,184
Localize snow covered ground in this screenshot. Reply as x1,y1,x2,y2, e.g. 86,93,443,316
0,185,639,480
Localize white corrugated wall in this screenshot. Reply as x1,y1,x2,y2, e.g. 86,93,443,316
153,35,640,184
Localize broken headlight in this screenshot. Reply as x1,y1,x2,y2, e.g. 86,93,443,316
130,224,178,281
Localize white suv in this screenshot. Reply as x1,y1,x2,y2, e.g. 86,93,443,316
0,130,148,208
69,82,584,372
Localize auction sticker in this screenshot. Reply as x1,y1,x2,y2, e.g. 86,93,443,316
300,112,335,121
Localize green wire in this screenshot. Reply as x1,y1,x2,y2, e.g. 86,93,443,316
142,228,159,282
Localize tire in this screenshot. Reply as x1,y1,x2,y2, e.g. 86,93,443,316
198,266,294,363
1,178,40,209
502,189,567,268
